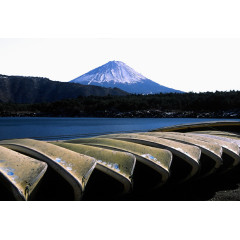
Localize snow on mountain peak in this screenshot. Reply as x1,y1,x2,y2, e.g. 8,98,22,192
70,60,183,94
72,61,147,84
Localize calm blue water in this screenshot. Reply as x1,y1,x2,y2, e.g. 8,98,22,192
0,117,238,141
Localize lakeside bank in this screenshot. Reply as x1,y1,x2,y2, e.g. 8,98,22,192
1,109,240,118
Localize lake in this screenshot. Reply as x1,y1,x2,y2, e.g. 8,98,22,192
0,117,238,141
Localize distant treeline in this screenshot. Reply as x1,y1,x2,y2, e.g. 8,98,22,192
0,91,240,117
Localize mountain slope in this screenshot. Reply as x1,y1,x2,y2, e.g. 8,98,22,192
70,61,183,94
0,74,128,104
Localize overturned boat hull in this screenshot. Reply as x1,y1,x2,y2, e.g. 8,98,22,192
0,120,239,200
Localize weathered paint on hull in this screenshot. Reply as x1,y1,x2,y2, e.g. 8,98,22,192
0,146,47,200
0,139,96,200
51,142,136,196
97,133,201,183
138,132,223,178
66,137,172,189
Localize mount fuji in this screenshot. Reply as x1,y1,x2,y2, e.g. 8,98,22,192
70,61,183,94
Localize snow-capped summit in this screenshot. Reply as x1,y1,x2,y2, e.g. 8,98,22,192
70,61,183,94
72,61,146,84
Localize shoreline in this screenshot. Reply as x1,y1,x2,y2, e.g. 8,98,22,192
0,109,240,118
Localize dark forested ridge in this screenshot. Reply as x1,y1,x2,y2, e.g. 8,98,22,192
1,91,240,118
0,74,128,103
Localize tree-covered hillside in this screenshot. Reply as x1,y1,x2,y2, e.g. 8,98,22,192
0,74,128,104
0,91,239,118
